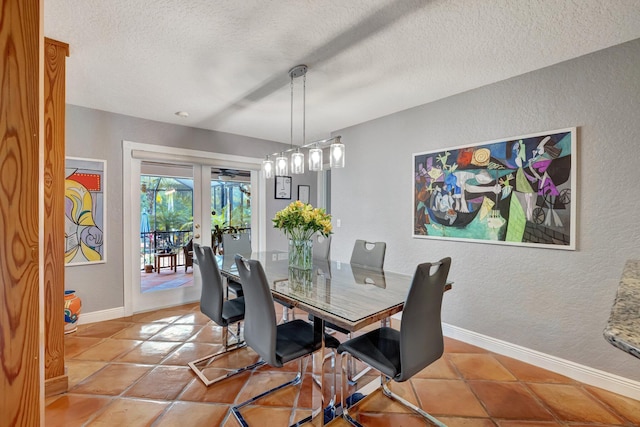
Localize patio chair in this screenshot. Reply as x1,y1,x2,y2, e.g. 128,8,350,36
183,238,193,272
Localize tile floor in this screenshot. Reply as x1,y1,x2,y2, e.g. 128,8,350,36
46,303,640,427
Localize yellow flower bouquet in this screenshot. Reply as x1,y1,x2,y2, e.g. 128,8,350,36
272,201,332,269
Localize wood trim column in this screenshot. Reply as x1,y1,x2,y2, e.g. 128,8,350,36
0,0,42,425
43,37,69,397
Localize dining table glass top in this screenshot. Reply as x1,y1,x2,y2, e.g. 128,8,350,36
219,251,414,332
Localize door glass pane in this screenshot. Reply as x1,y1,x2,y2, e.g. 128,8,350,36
140,165,194,293
210,168,251,254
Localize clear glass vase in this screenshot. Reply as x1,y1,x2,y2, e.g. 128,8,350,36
288,267,313,294
288,238,313,270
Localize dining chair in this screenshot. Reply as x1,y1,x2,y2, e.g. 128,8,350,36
232,255,340,426
350,239,386,269
187,243,264,386
306,234,335,327
222,232,251,299
313,233,331,260
338,258,452,427
338,239,388,383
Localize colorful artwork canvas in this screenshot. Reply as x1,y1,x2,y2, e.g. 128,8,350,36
413,128,576,249
65,157,106,265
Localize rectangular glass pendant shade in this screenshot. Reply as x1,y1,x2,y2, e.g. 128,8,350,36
308,147,323,171
291,151,305,174
329,140,345,168
262,158,274,179
275,155,288,176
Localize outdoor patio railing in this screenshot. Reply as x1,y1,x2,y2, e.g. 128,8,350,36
140,230,193,270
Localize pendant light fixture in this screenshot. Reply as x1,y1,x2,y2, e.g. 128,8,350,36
308,144,323,171
275,152,288,176
329,136,345,169
291,150,305,174
262,64,345,178
262,155,274,179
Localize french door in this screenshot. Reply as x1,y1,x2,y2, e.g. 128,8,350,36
123,141,264,315
129,162,204,313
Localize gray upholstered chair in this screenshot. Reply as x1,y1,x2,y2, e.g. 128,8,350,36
222,233,251,299
338,258,452,427
231,255,340,426
313,233,331,260
187,243,264,386
337,240,388,383
350,239,386,269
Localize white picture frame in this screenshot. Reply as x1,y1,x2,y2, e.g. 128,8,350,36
298,185,310,204
413,127,576,250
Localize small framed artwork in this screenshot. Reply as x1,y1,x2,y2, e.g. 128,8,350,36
275,176,292,199
298,185,310,204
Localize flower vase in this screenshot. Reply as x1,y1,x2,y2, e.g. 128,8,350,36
288,267,313,294
288,238,313,270
64,290,82,334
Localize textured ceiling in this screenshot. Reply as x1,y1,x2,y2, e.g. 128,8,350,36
45,0,640,146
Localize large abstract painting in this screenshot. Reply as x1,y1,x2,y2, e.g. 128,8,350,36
65,157,106,265
413,128,576,249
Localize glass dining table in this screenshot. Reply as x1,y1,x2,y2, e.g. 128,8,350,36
219,251,418,332
218,251,452,425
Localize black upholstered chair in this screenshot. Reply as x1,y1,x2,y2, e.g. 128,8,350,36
232,255,340,426
222,233,251,299
338,258,451,427
187,243,264,386
349,239,386,269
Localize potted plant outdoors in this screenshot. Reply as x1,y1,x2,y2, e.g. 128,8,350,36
272,201,332,270
144,255,154,273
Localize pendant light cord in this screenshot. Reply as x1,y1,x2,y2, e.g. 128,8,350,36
302,73,306,147
290,73,294,150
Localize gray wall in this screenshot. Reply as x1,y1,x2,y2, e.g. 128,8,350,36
329,39,640,381
65,106,296,312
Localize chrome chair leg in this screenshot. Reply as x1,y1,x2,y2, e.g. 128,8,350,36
341,353,364,427
280,306,296,323
311,349,337,408
188,323,265,387
340,352,448,427
381,376,447,427
232,358,310,427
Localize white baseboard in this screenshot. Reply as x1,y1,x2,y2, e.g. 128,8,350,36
441,322,640,401
78,307,126,325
